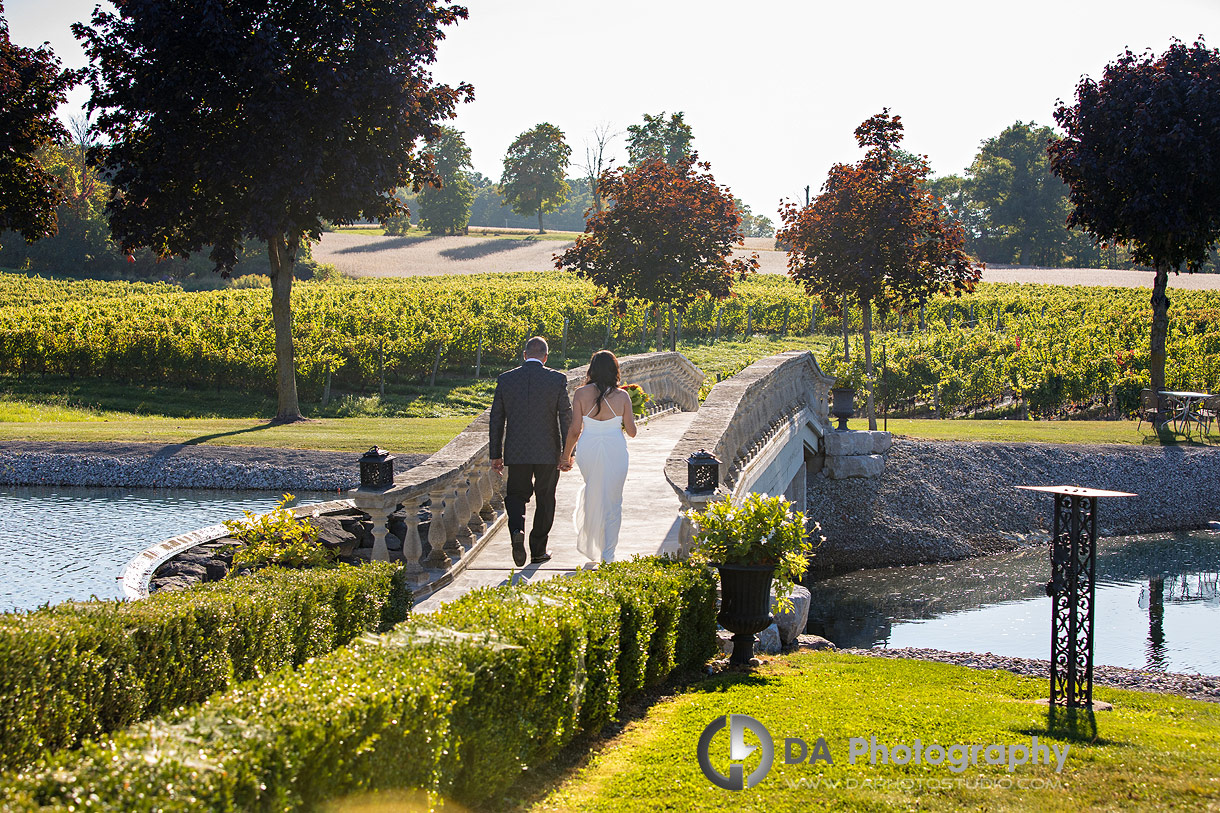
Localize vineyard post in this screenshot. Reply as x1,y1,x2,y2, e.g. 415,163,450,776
919,301,926,331
842,292,849,361
715,306,723,343
933,378,940,419
782,303,790,335
665,305,673,351
322,361,332,407
896,311,902,334
430,342,443,387
604,315,612,349
1111,384,1118,419
674,311,682,349
969,303,975,326
996,309,1004,332
561,316,569,366
945,305,953,328
475,334,483,379
641,310,649,352
379,341,385,397
745,305,752,338
809,304,818,335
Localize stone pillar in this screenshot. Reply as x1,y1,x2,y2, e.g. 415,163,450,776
397,495,425,580
365,504,392,562
424,486,450,568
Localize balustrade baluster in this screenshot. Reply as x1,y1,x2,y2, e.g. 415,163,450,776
424,486,450,567
365,504,392,562
397,495,425,578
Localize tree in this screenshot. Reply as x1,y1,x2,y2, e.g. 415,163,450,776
0,3,78,245
778,110,977,429
734,198,776,238
419,126,474,235
1049,39,1220,407
73,0,471,421
500,122,571,233
625,112,694,166
968,122,1073,266
555,155,758,349
580,122,618,215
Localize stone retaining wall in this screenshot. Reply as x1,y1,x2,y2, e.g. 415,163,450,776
807,438,1220,575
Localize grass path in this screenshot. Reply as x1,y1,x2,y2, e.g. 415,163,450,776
530,652,1220,812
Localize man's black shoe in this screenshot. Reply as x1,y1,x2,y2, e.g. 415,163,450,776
511,531,527,566
531,553,552,565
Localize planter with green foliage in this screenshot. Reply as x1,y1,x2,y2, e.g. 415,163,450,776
688,492,814,664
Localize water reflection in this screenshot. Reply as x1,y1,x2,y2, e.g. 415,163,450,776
807,531,1220,674
0,486,333,612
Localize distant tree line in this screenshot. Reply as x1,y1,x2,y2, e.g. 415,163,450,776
931,120,1218,271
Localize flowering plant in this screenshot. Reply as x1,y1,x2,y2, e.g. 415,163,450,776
687,492,817,608
225,493,336,570
622,383,652,418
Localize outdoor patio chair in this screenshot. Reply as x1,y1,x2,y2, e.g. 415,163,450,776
1199,394,1219,437
1136,388,1172,433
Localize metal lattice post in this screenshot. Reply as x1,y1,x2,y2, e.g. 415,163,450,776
1020,485,1135,709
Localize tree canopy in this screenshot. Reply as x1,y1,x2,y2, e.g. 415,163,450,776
73,0,471,420
419,126,474,235
1049,38,1220,398
625,112,694,167
0,3,78,245
778,110,976,428
499,122,571,233
555,155,757,348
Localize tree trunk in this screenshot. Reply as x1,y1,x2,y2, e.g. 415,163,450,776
842,292,850,362
1150,264,1171,424
537,208,545,234
862,295,877,431
268,233,302,422
654,303,665,349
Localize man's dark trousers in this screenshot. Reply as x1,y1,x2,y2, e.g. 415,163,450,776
505,463,559,558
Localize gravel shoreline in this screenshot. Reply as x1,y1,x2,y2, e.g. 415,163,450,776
841,647,1220,704
808,438,1220,574
0,441,429,492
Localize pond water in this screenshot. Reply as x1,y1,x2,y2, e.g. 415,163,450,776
807,530,1220,675
0,486,335,612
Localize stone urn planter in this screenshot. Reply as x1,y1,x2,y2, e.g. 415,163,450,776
716,563,776,665
831,387,855,430
687,492,815,668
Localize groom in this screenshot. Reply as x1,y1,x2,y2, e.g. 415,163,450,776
489,336,572,566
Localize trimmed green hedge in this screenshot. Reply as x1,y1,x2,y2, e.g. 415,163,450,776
0,558,717,811
0,562,410,775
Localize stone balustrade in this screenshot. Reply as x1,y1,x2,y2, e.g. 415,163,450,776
350,351,705,583
664,350,834,555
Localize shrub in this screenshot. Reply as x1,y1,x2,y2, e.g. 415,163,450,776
225,493,336,569
0,558,715,810
0,562,410,774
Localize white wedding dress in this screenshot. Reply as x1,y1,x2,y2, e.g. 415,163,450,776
573,396,629,563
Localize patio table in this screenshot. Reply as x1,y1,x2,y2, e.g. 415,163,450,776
1160,390,1212,436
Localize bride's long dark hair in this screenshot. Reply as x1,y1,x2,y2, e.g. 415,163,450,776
586,350,621,414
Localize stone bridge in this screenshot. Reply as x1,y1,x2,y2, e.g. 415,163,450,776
350,350,888,610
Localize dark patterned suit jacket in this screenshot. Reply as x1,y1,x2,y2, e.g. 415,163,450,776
489,361,573,465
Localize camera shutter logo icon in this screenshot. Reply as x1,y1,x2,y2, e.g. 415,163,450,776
696,714,774,790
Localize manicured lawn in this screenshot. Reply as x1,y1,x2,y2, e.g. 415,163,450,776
0,414,469,453
532,652,1220,812
852,417,1217,446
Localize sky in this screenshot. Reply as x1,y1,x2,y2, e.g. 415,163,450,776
6,0,1219,220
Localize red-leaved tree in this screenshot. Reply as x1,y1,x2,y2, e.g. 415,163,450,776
1049,39,1220,411
778,111,977,429
555,156,758,349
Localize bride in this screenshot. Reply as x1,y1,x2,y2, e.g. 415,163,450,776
560,350,637,563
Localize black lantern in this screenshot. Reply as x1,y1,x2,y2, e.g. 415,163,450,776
360,446,395,489
687,449,720,493
830,387,855,431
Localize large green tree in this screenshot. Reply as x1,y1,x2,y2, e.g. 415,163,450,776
419,126,474,235
778,111,977,429
967,122,1073,266
74,0,471,421
500,122,570,233
555,155,757,349
0,3,78,246
625,112,694,167
1049,39,1220,405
